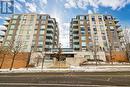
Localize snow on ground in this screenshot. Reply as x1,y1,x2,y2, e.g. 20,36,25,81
1,65,130,73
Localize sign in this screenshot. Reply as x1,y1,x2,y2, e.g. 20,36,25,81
0,0,14,14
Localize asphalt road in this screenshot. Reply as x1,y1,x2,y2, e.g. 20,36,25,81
0,72,130,87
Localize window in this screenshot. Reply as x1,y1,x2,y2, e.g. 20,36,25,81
100,25,104,30
81,36,86,41
101,30,105,34
88,36,92,40
38,42,43,46
102,36,106,40
110,26,114,29
30,15,34,21
26,30,31,34
79,16,84,20
23,15,27,19
94,36,98,40
39,36,43,41
8,30,13,34
12,20,16,24
22,19,26,24
92,16,95,21
13,15,18,19
34,30,37,34
7,36,12,40
39,29,44,34
81,26,85,34
98,16,102,21
82,42,86,47
42,16,47,20
109,21,112,24
93,28,97,31
10,25,15,29
38,48,43,51
23,45,28,49
85,16,89,21
80,21,84,25
37,15,40,19
88,42,93,46
41,25,45,29
26,35,30,39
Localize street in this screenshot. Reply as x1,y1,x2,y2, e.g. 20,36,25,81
0,72,130,87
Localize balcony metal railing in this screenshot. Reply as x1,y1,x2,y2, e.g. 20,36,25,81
117,28,122,32
73,39,79,42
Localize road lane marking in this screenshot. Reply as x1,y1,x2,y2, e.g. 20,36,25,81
0,83,129,87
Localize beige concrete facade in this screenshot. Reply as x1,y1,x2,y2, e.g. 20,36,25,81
29,51,106,67
2,13,59,52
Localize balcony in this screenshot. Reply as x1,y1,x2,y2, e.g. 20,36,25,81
117,28,122,32
46,39,53,43
118,33,124,38
45,45,53,48
46,34,53,37
116,24,121,28
46,34,53,39
48,23,55,28
48,19,55,24
73,45,80,48
120,38,124,43
72,23,78,27
3,22,9,27
73,39,79,42
73,28,79,31
114,18,119,24
73,34,78,36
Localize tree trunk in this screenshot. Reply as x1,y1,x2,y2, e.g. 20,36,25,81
10,54,16,70
36,57,39,67
41,57,44,69
0,54,6,69
26,52,31,70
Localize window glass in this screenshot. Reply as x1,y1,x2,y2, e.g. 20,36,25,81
82,42,86,46
10,25,15,29
80,21,84,25
13,15,18,19
12,20,16,24
8,30,13,34
80,16,84,20
81,36,86,41
7,36,12,40
42,16,47,20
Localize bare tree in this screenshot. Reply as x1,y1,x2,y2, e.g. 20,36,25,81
7,40,23,70
124,27,130,61
53,43,65,68
26,47,33,70
40,50,46,69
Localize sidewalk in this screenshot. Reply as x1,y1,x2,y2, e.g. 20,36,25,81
1,65,130,73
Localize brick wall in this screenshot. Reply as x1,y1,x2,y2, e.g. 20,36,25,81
0,52,29,69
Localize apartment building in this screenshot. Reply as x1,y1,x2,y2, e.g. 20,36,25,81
104,15,124,51
2,13,59,52
70,14,125,61
70,14,109,51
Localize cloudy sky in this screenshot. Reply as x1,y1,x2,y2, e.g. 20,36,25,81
0,0,130,47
